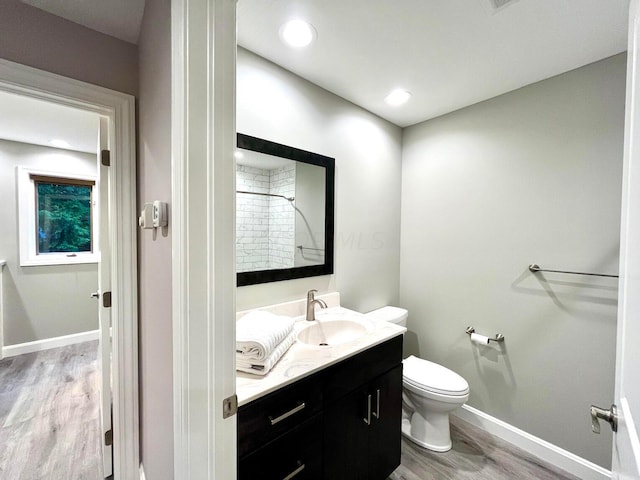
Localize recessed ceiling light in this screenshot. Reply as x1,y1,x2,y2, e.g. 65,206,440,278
50,139,70,149
385,89,412,106
279,19,316,48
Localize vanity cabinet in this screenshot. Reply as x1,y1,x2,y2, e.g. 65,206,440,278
237,335,403,480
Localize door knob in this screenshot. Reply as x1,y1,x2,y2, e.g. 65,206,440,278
590,404,618,434
90,292,100,299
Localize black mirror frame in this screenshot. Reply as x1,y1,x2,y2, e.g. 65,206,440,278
236,133,335,286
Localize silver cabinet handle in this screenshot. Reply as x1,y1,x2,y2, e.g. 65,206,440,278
363,394,372,425
372,389,380,420
282,461,305,480
268,402,305,426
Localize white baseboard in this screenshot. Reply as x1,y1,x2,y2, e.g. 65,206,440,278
139,463,146,480
454,405,611,480
2,329,99,358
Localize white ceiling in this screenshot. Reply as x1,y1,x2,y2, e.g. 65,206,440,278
16,0,630,128
237,149,295,170
238,0,630,127
0,91,99,154
21,0,145,44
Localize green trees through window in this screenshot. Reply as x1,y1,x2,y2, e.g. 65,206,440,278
36,181,93,254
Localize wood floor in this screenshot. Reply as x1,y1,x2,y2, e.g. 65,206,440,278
388,415,580,480
0,341,102,480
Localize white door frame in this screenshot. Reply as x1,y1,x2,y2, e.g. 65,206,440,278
171,0,237,478
612,0,640,477
0,58,139,479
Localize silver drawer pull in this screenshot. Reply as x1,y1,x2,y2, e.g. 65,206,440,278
282,461,305,480
363,394,372,425
372,389,380,420
269,402,306,426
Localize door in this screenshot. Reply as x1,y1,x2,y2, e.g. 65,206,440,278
97,116,113,477
368,366,403,480
612,0,640,477
323,367,403,480
323,385,371,480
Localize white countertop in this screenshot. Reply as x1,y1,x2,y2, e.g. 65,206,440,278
236,306,406,406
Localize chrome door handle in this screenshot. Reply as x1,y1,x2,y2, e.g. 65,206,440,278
90,292,100,299
590,404,618,434
372,389,380,420
363,394,372,425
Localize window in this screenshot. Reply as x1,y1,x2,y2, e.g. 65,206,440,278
18,167,98,266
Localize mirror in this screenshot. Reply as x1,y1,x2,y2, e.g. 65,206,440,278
236,133,335,286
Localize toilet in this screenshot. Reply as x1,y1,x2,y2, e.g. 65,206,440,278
365,306,469,452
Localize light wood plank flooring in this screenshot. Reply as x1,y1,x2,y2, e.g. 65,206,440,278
0,341,102,480
388,416,581,480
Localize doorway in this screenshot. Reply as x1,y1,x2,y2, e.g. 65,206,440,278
0,95,105,476
0,59,139,479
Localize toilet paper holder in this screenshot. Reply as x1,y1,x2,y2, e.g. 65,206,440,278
465,326,505,343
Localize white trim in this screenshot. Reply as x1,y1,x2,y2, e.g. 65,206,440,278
139,463,146,480
620,397,640,476
454,405,612,480
172,0,237,478
0,58,139,479
17,166,99,266
2,330,99,358
0,261,5,360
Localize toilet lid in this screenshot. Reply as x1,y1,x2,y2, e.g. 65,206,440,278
402,355,469,396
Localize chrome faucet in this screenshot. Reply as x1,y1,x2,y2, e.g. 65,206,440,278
306,289,328,321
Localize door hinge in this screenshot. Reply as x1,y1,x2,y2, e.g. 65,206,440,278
223,394,238,419
104,429,113,446
102,291,112,308
101,149,111,167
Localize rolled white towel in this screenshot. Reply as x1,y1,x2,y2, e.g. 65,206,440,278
236,310,295,361
236,329,296,376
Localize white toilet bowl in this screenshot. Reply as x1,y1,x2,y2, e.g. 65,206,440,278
365,307,470,453
401,355,469,452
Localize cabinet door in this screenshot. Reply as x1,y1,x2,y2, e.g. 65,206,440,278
323,386,371,480
323,365,403,480
367,365,403,479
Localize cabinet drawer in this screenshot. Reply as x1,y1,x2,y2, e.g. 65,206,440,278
324,335,402,404
239,415,323,480
238,373,323,458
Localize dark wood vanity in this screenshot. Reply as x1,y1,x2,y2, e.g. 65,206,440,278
237,335,403,480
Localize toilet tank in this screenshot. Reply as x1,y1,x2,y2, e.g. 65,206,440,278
365,306,408,327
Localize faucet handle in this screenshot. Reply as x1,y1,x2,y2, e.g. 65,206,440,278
307,289,318,300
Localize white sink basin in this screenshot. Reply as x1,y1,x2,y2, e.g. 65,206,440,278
297,318,370,346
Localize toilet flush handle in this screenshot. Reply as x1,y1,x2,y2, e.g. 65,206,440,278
590,404,617,434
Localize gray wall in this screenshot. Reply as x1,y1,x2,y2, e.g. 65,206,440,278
237,48,403,312
0,139,98,345
137,0,174,478
399,54,626,468
294,162,326,267
0,0,138,96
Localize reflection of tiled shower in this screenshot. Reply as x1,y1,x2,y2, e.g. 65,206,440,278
236,164,295,272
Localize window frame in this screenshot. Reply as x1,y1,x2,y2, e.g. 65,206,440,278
17,166,99,266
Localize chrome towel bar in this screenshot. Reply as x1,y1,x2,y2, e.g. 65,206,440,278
528,264,618,279
297,245,324,252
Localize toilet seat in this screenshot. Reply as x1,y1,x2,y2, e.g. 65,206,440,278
403,355,469,396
